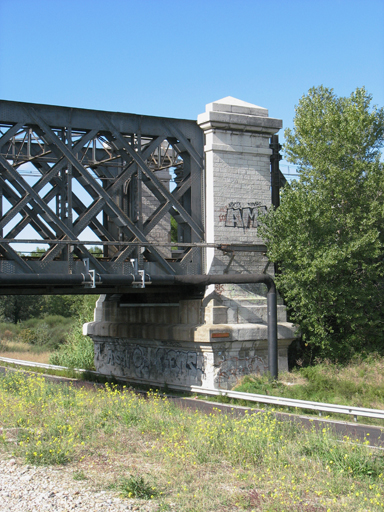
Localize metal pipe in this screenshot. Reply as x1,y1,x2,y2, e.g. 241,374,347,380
267,286,278,379
0,274,86,285
159,274,278,380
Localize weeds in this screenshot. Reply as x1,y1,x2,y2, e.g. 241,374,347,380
111,474,160,499
0,295,97,369
49,323,95,369
0,371,383,510
0,316,75,352
234,354,384,416
73,470,87,481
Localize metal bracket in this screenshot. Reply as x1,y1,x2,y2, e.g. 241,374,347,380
223,251,235,274
130,258,145,288
88,269,96,288
83,258,96,288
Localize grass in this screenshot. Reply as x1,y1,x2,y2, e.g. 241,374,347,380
0,348,51,364
73,469,88,481
0,338,53,364
0,370,383,511
231,354,384,421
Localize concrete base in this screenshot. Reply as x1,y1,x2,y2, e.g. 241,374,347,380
84,294,297,391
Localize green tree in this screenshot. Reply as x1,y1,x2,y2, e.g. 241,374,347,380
89,246,103,258
261,86,384,361
30,247,46,257
41,295,75,318
0,295,44,324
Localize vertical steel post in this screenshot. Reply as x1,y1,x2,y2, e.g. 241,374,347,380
269,134,281,378
270,134,283,278
270,134,282,208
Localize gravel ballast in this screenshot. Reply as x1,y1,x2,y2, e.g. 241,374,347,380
0,458,155,512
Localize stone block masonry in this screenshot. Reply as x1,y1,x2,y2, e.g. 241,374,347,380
84,97,297,391
85,295,295,390
197,96,282,284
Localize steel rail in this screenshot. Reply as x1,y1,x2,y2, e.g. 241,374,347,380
1,239,267,250
1,356,383,422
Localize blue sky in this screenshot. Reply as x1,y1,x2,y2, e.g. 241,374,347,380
1,0,383,154
0,0,383,251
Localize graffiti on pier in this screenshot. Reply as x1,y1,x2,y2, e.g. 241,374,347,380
218,202,267,229
214,353,267,388
154,347,202,381
94,342,204,385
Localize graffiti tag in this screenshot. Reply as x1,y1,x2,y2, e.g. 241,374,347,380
223,202,267,228
94,342,204,385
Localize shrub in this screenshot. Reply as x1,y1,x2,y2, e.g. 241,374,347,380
15,316,75,350
49,324,95,370
0,322,21,341
48,297,97,369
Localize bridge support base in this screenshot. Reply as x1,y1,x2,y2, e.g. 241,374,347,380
84,293,296,391
83,96,298,390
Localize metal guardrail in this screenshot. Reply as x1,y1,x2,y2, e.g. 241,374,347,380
0,356,97,375
190,387,384,421
1,356,384,422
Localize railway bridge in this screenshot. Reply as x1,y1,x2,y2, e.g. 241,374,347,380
0,96,296,390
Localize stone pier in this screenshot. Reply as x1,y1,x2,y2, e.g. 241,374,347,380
84,97,297,390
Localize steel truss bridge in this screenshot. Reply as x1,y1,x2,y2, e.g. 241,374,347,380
0,100,207,294
0,100,285,296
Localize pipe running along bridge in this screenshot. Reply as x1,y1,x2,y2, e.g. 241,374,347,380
0,97,296,388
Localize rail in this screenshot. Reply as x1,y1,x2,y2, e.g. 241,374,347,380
190,387,384,422
0,356,97,374
1,356,383,422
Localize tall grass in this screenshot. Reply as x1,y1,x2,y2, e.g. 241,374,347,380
0,297,96,369
235,354,384,412
0,370,383,511
48,296,97,370
49,323,95,369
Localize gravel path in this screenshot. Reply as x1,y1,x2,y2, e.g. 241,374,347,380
0,458,156,512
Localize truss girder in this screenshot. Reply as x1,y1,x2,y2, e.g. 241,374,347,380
0,100,204,278
104,124,203,239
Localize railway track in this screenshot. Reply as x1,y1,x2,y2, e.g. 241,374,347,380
1,356,383,448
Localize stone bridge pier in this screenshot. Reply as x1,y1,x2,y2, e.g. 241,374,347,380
84,97,297,390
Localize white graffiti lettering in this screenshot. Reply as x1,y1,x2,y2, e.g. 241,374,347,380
224,204,267,228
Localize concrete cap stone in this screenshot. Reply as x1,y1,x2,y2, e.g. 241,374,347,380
197,96,282,134
206,96,269,117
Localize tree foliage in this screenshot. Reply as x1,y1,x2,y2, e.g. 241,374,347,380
0,294,98,323
0,295,44,324
261,86,384,360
